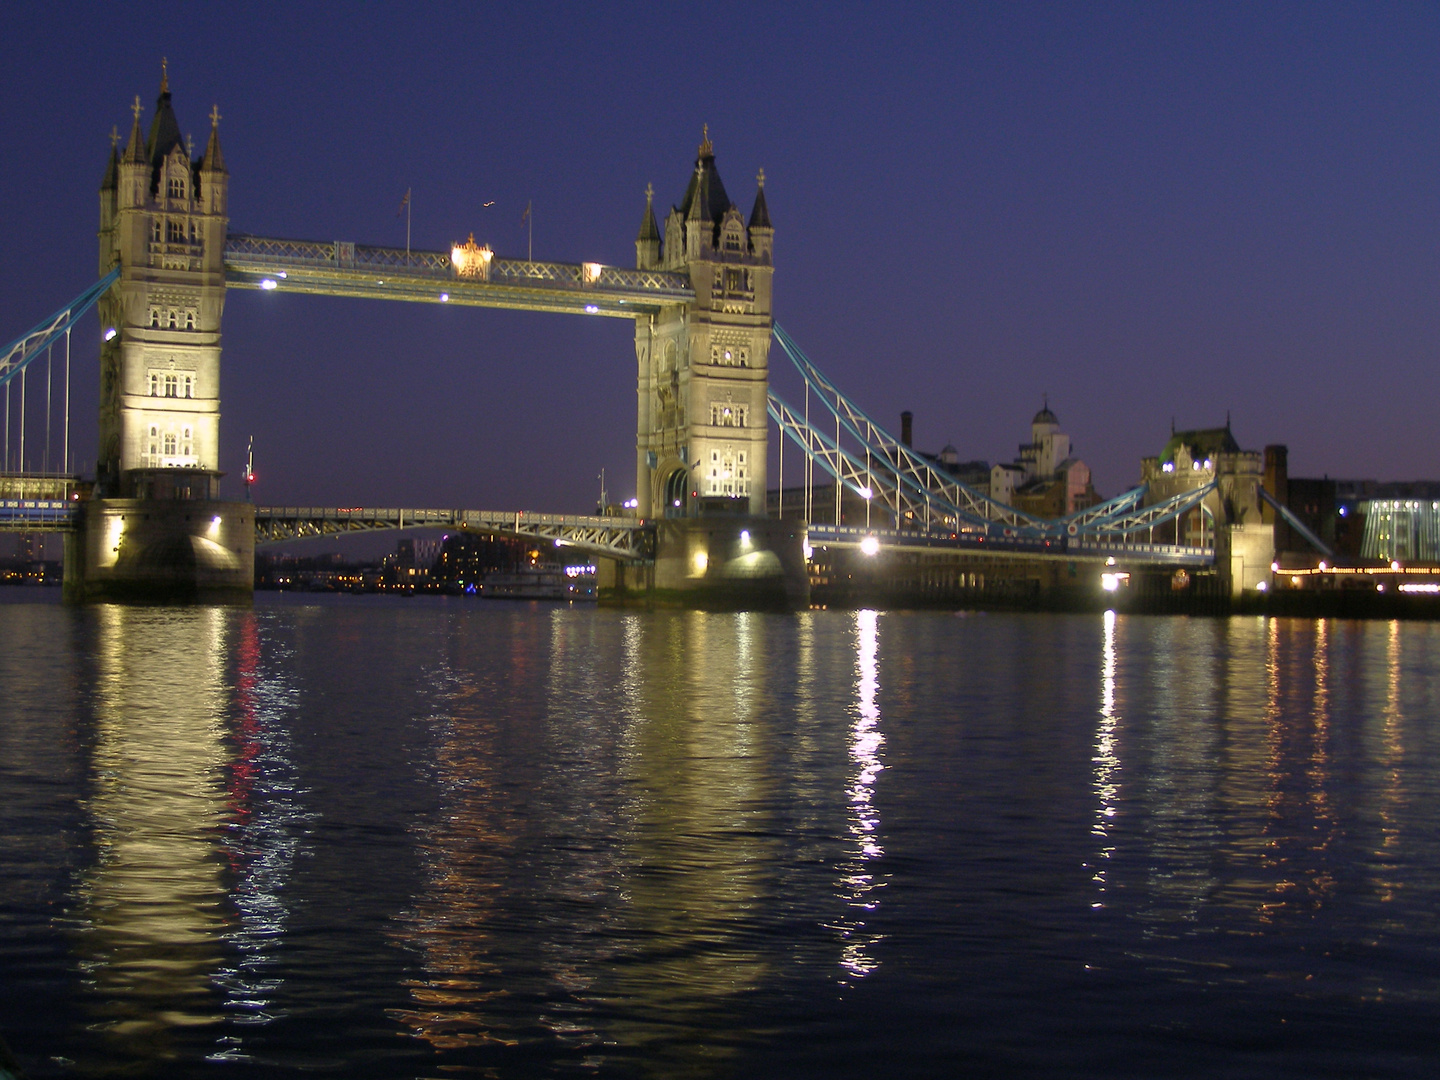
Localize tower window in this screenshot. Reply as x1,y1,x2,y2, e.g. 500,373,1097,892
167,220,185,243
152,219,163,243
164,374,179,397
184,310,196,330
181,426,193,457
163,432,177,456
182,374,194,398
148,426,159,458
149,307,161,328
168,177,185,199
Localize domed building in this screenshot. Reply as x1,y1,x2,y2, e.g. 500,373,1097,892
989,401,1099,517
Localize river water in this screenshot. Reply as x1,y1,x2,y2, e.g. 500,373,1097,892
2,593,1438,1078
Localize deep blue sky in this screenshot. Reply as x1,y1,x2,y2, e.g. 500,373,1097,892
3,2,1438,512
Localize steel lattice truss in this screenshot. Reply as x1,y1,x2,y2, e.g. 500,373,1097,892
254,507,653,561
768,324,1220,561
224,235,693,317
772,324,1046,536
1,268,119,390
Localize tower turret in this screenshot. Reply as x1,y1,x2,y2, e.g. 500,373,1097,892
96,63,228,499
748,168,773,261
636,182,660,269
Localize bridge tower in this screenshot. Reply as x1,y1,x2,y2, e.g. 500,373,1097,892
69,66,252,601
634,129,774,519
98,65,227,498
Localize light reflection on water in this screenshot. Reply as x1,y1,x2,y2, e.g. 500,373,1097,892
72,606,231,1067
4,599,1440,1078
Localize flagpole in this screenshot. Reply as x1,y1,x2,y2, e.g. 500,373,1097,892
406,190,411,260
528,200,533,262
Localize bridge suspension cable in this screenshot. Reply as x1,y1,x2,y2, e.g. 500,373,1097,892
2,267,118,478
766,324,1222,561
770,323,1048,537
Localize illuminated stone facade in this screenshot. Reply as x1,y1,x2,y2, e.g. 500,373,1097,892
97,70,227,497
633,131,774,518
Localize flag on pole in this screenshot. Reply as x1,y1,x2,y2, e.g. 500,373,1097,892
397,188,411,216
520,200,531,225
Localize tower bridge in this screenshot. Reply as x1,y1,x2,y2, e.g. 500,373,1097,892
1,69,1291,605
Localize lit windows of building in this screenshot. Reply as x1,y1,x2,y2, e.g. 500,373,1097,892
705,446,749,497
709,402,748,427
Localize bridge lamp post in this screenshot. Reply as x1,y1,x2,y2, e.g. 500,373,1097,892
860,535,880,557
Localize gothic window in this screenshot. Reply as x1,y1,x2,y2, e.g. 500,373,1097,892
152,219,163,243
705,447,750,497
181,374,194,398
168,176,185,199
164,374,179,397
167,219,185,242
184,310,196,330
724,268,744,293
148,372,159,396
724,231,743,252
149,307,161,328
710,403,748,427
737,346,750,367
148,425,159,458
181,426,193,458
166,310,179,329
163,432,177,456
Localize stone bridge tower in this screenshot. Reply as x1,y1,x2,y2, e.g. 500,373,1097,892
97,64,228,499
71,65,251,602
633,129,774,519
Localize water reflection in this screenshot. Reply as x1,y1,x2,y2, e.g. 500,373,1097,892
833,609,885,979
1088,609,1121,905
72,606,232,1067
211,611,308,1059
387,638,524,1052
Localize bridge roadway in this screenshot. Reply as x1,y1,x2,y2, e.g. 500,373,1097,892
806,524,1214,567
223,235,694,316
253,506,652,560
2,490,1213,567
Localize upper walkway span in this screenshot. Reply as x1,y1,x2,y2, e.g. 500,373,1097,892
223,235,694,317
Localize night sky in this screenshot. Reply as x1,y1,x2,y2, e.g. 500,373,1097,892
4,2,1438,516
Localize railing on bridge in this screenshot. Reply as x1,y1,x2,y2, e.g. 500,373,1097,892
223,235,694,316
254,506,653,561
0,475,85,532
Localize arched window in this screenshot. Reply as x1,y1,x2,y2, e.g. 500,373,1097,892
163,431,177,456
181,426,193,458
147,426,159,458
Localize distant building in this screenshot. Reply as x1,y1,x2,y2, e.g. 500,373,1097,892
989,404,1099,517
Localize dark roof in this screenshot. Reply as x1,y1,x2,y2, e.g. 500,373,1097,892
637,185,660,243
199,114,226,175
1161,425,1241,463
748,175,771,230
146,86,185,192
676,151,733,229
1033,406,1058,425
100,145,119,192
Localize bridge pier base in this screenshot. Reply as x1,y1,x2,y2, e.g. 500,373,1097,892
62,498,255,604
599,516,808,610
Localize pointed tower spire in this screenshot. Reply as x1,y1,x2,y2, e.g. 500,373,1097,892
101,126,120,191
636,182,661,269
200,103,227,175
123,96,146,164
160,56,169,95
748,167,772,230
